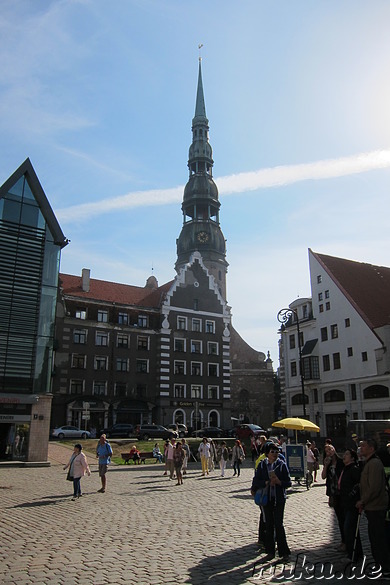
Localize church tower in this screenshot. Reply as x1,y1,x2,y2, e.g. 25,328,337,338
175,59,228,300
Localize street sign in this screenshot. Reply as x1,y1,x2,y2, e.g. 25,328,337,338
82,414,90,420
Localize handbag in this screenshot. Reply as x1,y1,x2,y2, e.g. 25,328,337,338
254,487,268,507
66,469,73,481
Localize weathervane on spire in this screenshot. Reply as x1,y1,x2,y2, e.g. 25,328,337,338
198,43,203,62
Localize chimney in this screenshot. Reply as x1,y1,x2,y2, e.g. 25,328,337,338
81,268,90,292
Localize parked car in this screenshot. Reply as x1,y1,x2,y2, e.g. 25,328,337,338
167,423,188,438
235,424,266,440
99,424,134,438
135,424,178,441
51,426,91,440
192,426,225,438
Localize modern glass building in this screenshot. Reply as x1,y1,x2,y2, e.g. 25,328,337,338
0,159,68,462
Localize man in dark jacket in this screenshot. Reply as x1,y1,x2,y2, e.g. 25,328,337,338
251,442,291,561
356,439,389,577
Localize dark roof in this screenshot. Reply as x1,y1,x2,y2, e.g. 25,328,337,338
59,273,173,309
311,250,390,329
0,158,68,248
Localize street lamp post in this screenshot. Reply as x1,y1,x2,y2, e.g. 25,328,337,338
277,307,307,418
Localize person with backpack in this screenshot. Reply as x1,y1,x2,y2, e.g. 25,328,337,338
96,434,113,493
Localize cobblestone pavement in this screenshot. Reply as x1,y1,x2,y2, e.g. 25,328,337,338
0,449,383,585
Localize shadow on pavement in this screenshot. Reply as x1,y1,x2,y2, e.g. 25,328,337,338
186,542,259,585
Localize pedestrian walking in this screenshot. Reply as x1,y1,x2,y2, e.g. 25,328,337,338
339,449,362,561
231,439,245,477
251,442,291,561
64,443,91,500
166,437,176,479
321,443,345,551
96,434,113,493
181,438,190,474
173,442,185,485
356,439,390,578
219,441,229,477
198,437,211,476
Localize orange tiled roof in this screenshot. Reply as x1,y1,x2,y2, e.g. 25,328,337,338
59,273,173,309
312,251,390,329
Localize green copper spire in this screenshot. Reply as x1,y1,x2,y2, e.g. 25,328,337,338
194,59,207,122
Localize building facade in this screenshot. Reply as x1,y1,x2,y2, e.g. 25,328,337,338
52,61,275,433
279,249,390,442
0,159,68,461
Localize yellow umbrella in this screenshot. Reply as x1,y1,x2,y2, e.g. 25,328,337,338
272,417,320,442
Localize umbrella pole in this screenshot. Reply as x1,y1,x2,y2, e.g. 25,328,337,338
295,429,297,443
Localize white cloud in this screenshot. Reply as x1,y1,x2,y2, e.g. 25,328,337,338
56,148,390,222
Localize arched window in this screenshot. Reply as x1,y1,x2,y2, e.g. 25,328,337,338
324,389,345,402
208,410,220,427
173,409,185,425
191,409,204,429
291,393,309,405
363,385,389,399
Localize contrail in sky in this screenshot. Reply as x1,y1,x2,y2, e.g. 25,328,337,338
57,149,390,222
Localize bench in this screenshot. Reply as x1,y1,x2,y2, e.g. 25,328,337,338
121,451,157,464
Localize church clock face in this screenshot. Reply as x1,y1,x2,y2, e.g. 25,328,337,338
197,231,209,243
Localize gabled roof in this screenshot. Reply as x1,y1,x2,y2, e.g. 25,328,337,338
59,273,173,309
311,250,390,329
0,158,68,248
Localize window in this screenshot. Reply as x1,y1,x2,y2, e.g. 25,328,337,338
291,393,309,405
333,352,341,369
325,302,331,311
330,324,338,339
115,383,127,397
323,355,330,371
302,356,320,380
174,384,186,398
313,388,318,403
174,361,186,375
97,310,108,323
208,341,218,355
191,385,202,399
138,315,148,328
319,304,324,313
345,318,350,328
191,362,202,376
193,299,199,311
351,384,357,401
137,335,149,350
318,293,323,301
321,327,328,342
289,334,296,349
71,354,86,369
70,380,84,394
191,340,202,354
192,318,202,332
205,320,215,334
347,347,353,357
363,385,389,399
208,363,219,376
93,381,107,396
118,312,128,325
177,316,187,330
317,275,322,284
174,338,186,352
117,333,129,348
136,384,147,398
116,358,128,372
94,356,108,370
324,389,345,402
73,329,87,344
136,359,148,373
75,308,86,320
325,290,330,299
362,351,368,362
291,361,297,377
208,386,219,399
299,332,304,348
96,331,109,346
302,305,308,318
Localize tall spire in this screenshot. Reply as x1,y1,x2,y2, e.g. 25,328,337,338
194,59,207,121
175,57,228,300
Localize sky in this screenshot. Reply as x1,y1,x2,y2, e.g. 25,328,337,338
1,0,390,365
